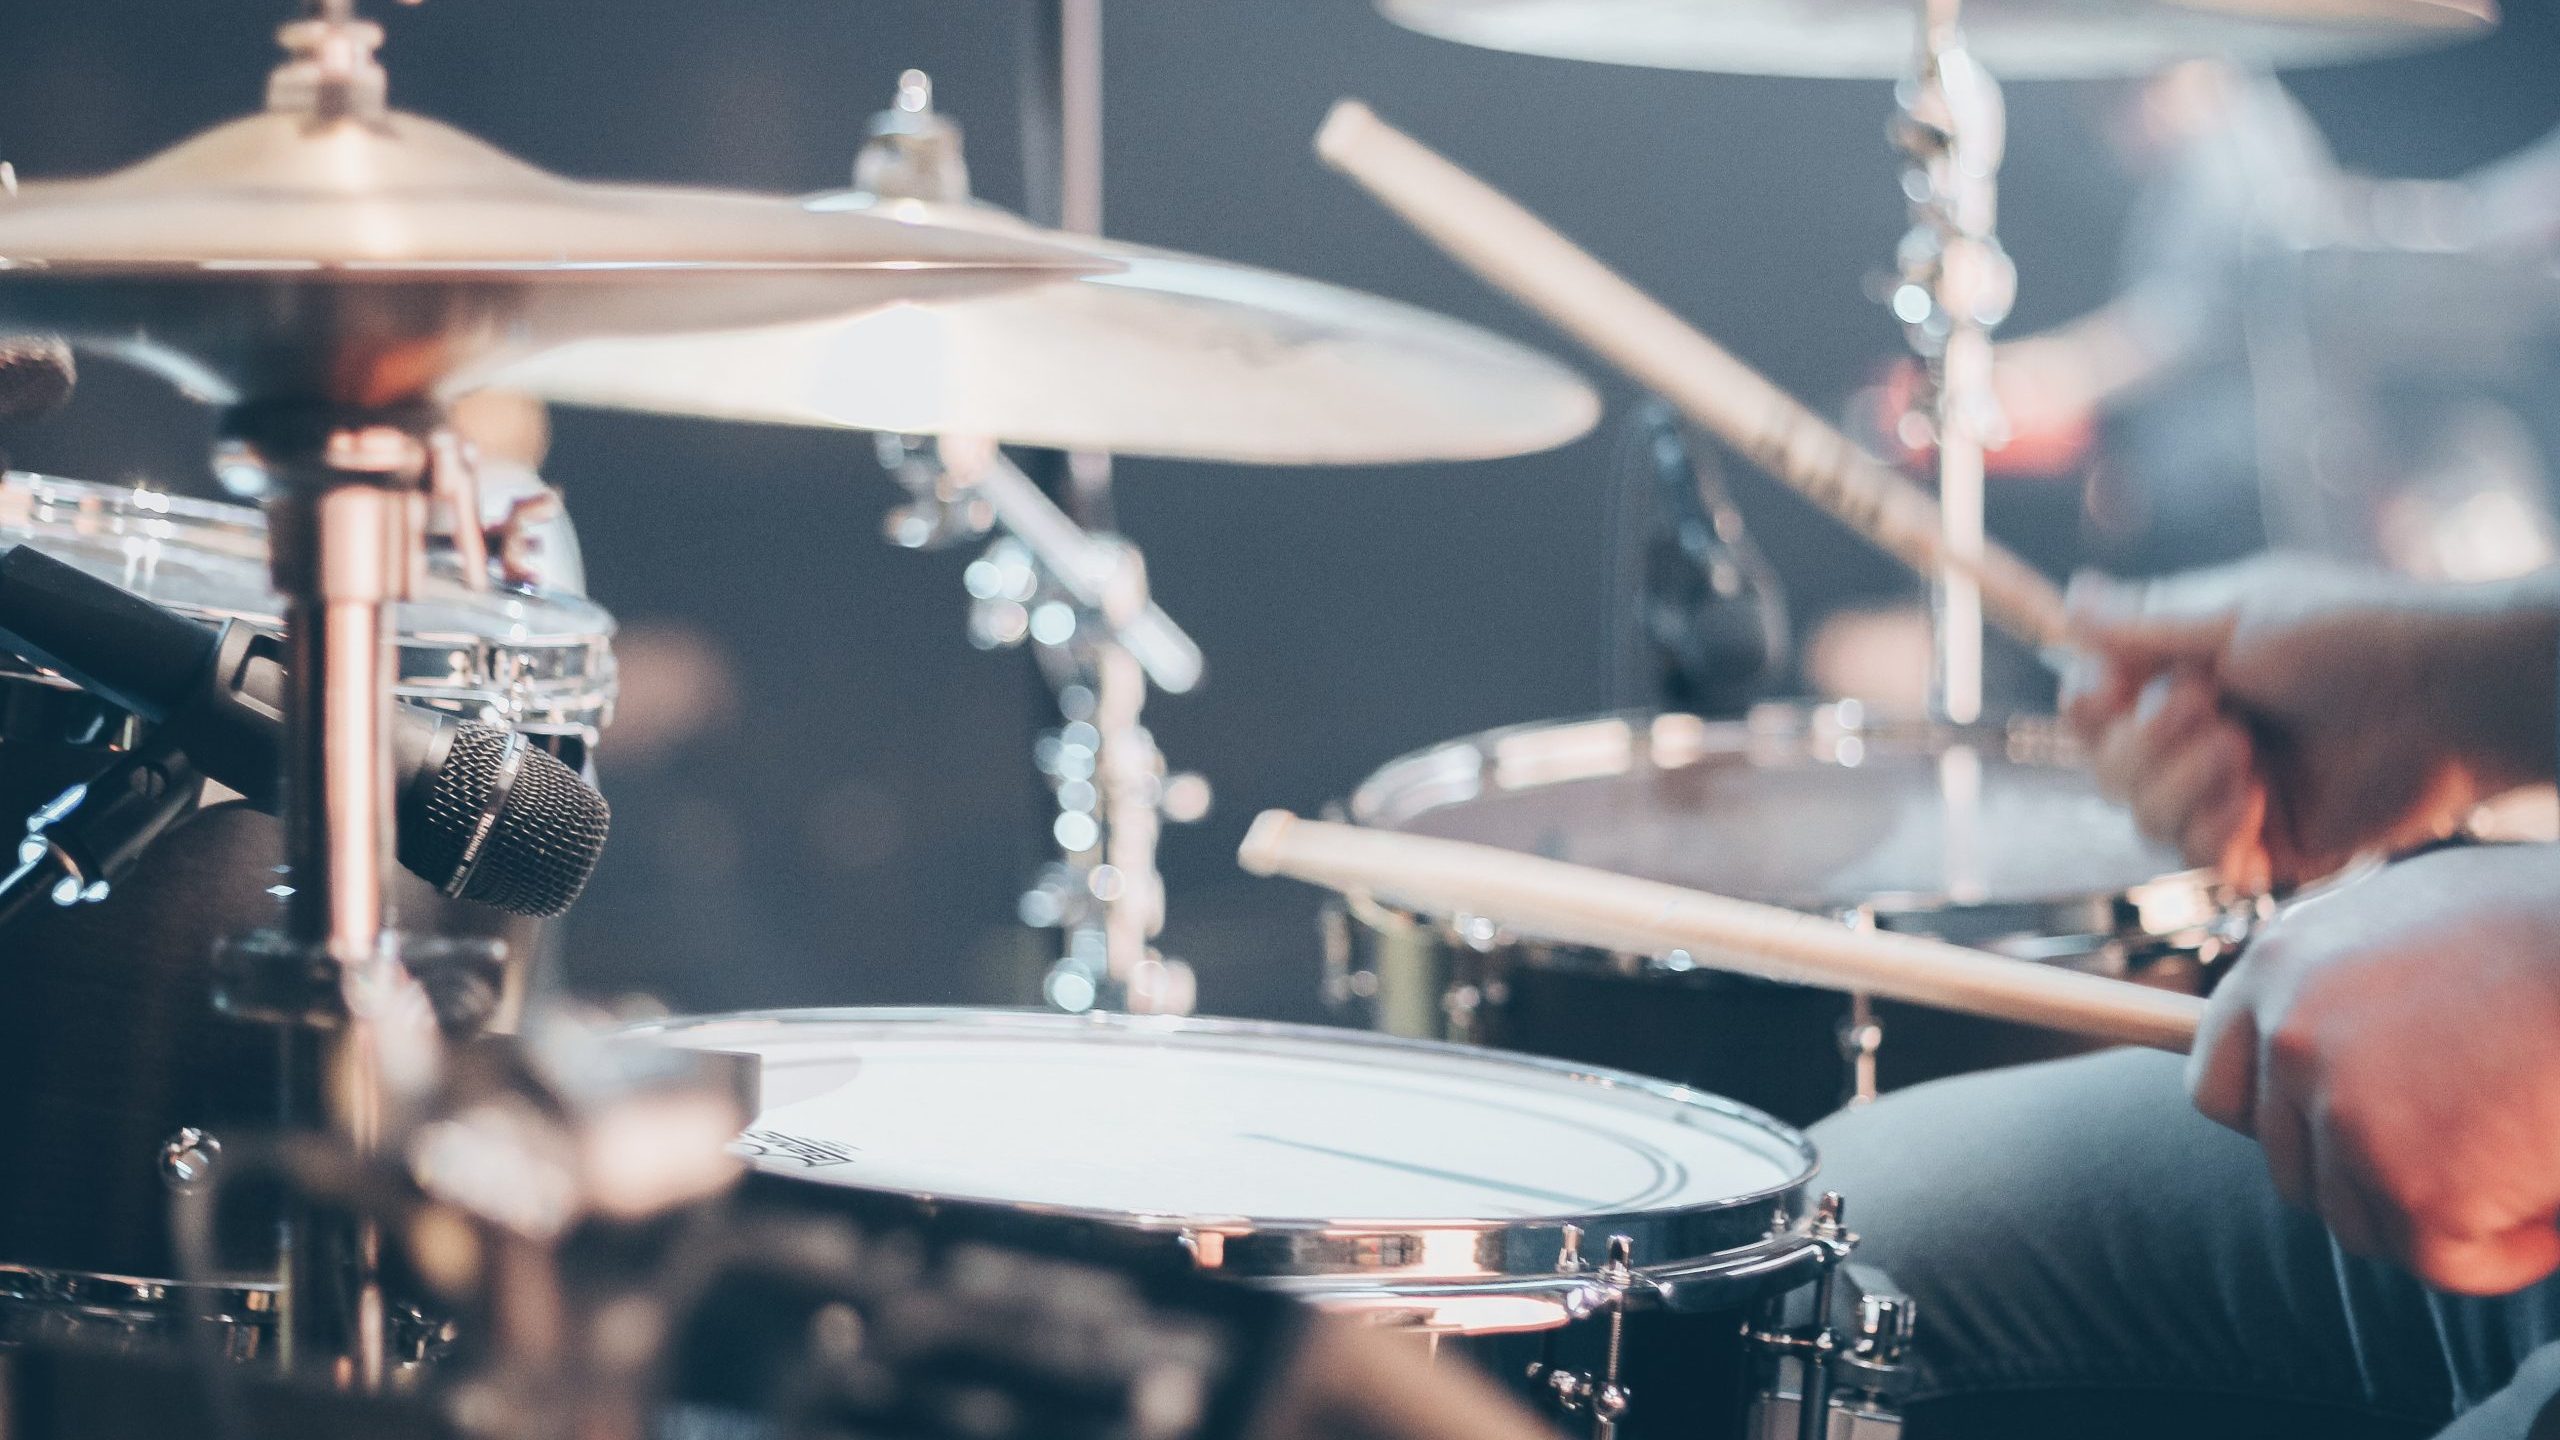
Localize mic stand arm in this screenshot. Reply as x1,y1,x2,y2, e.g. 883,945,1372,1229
0,728,206,933
881,435,1209,1016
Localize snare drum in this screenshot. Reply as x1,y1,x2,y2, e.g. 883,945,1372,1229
0,472,616,1353
1328,705,2250,1126
635,1008,1913,1440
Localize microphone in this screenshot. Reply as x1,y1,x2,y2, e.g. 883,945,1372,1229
1628,397,1788,716
0,543,609,918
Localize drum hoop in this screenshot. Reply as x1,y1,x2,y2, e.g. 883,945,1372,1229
0,1262,278,1322
1,470,618,724
630,1006,1823,1291
1337,702,2234,930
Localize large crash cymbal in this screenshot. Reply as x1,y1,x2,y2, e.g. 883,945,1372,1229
0,21,1107,410
477,190,1601,465
1377,0,2495,79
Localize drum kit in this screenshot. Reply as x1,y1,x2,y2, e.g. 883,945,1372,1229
0,2,2495,1440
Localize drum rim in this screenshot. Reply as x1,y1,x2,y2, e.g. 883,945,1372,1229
0,469,617,648
1339,701,2230,920
629,1005,1822,1294
1,469,618,727
0,1261,278,1321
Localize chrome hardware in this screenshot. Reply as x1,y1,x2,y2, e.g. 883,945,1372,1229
1837,908,1885,1106
1525,1234,1640,1439
880,432,998,551
855,68,974,208
0,1264,277,1362
158,1127,221,1193
883,425,1209,1017
1889,3,2014,724
1833,1283,1918,1403
1745,1195,1910,1440
855,75,1209,1017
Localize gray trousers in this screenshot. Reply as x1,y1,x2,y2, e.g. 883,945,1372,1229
1805,1049,2560,1439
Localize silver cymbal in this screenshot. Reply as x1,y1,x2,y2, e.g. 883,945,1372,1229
477,192,1602,465
0,21,1107,409
1377,0,2496,79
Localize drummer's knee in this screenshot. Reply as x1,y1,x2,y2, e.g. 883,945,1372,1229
1805,1047,2190,1251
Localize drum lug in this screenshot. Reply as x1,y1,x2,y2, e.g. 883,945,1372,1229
1524,1233,1638,1440
1745,1194,1911,1439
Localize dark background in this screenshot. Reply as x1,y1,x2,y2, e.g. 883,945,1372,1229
2,2,2554,1024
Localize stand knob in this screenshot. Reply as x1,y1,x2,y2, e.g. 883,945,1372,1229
1854,1291,1916,1366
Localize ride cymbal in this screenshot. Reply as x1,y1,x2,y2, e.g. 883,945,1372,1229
1376,0,2495,80
485,189,1601,465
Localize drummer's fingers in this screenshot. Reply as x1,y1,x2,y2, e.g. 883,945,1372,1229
2059,651,2148,737
2405,1223,2560,1298
2214,781,2278,896
2254,1081,2316,1213
2188,959,2263,1136
2136,719,2255,867
2066,570,2241,670
2092,669,2216,806
2309,1138,2396,1262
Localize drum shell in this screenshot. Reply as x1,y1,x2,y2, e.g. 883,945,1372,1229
0,695,545,1286
1328,897,2216,1128
1326,706,2245,1127
639,1007,1871,1439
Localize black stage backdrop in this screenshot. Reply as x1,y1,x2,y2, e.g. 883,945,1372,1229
1,2,2554,1023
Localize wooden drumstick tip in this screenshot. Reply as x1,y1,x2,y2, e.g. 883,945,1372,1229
1238,809,1302,877
1315,99,1381,167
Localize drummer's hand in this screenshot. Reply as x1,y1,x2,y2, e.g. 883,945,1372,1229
2060,556,2560,889
2190,844,2560,1295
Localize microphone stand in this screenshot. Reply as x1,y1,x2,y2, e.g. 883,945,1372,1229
878,435,1208,1016
0,728,205,932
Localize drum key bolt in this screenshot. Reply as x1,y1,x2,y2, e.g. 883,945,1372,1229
1526,1232,1638,1439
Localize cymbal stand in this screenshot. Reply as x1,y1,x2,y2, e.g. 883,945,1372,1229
1018,0,1112,531
884,435,1208,1015
211,400,447,1391
1890,0,2014,726
1834,0,2018,1103
862,64,1204,1016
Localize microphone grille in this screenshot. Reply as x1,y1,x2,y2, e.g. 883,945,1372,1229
412,721,610,919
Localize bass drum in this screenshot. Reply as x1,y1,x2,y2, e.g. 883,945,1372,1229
634,1008,1915,1440
1327,705,2251,1127
0,472,615,1355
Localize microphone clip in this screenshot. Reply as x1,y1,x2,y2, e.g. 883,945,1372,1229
0,729,208,933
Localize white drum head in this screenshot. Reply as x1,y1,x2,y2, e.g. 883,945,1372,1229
1351,708,2192,912
648,1010,1810,1224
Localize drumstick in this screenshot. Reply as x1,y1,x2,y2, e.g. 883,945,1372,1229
1315,99,2070,653
1240,810,2204,1053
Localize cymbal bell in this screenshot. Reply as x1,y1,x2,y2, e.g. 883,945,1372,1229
1377,0,2496,79
0,19,1108,410
477,190,1602,466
